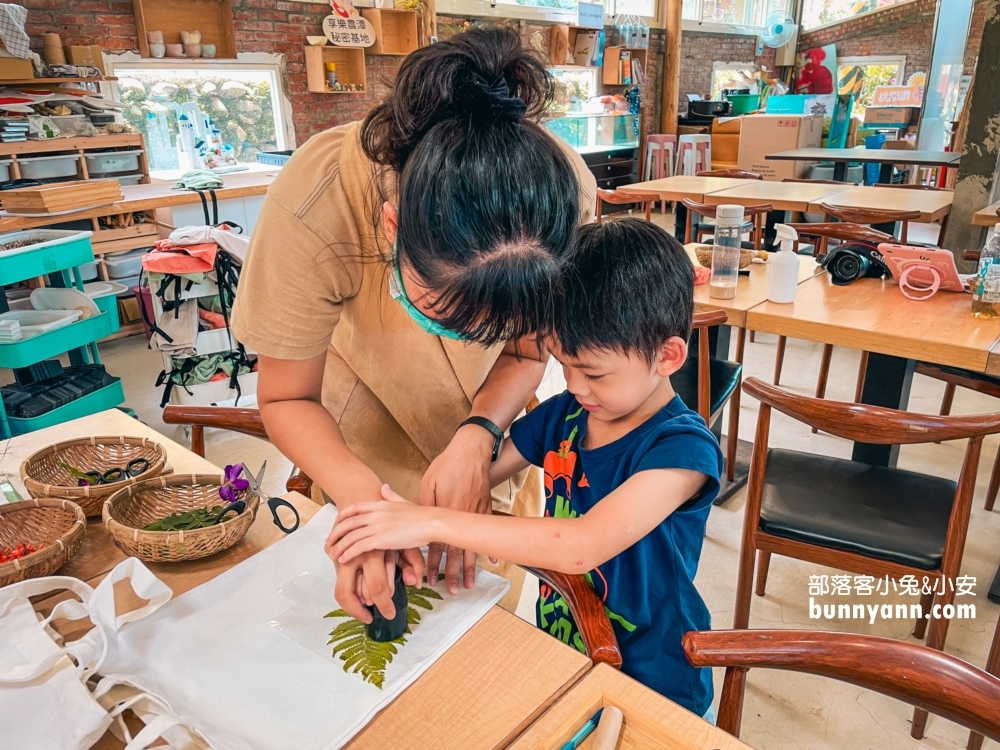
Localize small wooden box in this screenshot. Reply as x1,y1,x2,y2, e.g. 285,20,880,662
362,9,419,56
603,47,647,86
304,46,367,94
0,57,34,82
63,45,105,75
509,665,752,750
1,179,123,214
132,0,237,59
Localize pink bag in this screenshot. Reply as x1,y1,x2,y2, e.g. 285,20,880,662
141,240,218,275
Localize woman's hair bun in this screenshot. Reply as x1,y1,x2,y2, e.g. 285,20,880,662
361,25,554,172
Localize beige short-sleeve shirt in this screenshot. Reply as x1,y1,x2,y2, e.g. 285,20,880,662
232,121,596,508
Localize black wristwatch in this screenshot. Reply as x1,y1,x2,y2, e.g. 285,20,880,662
459,416,504,462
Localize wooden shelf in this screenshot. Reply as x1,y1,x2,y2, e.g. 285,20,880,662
550,24,603,67
0,135,150,187
304,46,367,94
0,77,117,86
361,9,419,55
132,0,237,59
602,47,647,86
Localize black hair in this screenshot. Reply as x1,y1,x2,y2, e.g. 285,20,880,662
555,219,695,364
360,25,581,346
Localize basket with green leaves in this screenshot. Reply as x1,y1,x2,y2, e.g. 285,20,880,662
102,472,259,562
21,436,167,517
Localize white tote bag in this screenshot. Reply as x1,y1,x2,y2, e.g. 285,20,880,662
92,503,509,750
0,561,173,750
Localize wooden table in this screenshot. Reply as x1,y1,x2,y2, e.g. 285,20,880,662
973,199,1000,228
746,273,1000,465
509,664,750,750
806,185,953,223
18,410,592,750
686,244,822,328
701,180,847,213
766,148,960,183
623,175,757,202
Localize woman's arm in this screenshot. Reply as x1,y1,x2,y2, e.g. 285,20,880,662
417,335,546,593
331,469,708,575
256,354,424,623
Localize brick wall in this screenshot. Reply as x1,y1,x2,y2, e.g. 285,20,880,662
798,0,936,75
964,0,989,76
677,32,776,113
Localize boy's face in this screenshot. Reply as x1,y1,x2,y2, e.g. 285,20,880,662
548,336,687,422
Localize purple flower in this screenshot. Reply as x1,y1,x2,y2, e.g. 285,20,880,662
219,463,250,504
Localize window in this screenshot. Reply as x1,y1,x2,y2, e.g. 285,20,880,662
802,0,914,30
711,63,756,100
683,0,790,27
107,57,293,172
836,55,906,118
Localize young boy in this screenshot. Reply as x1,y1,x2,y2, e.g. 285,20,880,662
327,218,723,719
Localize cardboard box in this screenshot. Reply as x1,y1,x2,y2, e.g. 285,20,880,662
63,45,105,76
864,106,918,126
118,297,141,324
737,114,824,181
0,57,34,81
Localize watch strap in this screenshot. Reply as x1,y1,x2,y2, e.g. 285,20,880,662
459,416,504,461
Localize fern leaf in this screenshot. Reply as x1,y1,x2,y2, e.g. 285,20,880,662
325,609,350,619
408,585,443,601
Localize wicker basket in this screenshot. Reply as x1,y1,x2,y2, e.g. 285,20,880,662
21,436,167,517
694,244,765,269
0,498,86,587
103,474,259,563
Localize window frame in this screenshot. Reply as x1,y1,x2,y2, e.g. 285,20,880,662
105,52,297,154
834,54,907,116
800,0,921,32
710,61,758,100
682,0,792,35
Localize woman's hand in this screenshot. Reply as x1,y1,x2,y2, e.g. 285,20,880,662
332,485,441,565
417,424,493,593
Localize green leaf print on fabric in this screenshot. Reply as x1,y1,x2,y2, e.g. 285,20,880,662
325,583,443,689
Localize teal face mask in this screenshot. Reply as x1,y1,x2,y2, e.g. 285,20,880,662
388,257,470,340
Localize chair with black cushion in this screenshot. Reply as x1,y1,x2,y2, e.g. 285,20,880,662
683,629,1000,745
916,362,1000,511
733,377,1000,740
671,309,742,481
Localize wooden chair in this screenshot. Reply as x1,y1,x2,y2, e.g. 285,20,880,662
767,223,894,425
595,188,652,224
885,182,952,244
781,177,858,186
161,404,624,669
817,202,921,244
696,168,763,180
969,618,1000,749
680,197,773,250
916,362,1000,511
683,629,1000,744
670,309,743,482
733,377,1000,740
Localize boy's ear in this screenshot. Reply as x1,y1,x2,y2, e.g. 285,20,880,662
383,202,399,247
655,336,688,377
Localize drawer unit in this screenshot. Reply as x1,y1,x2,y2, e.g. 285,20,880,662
586,145,639,215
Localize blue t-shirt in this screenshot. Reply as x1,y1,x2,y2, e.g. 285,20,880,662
509,391,723,715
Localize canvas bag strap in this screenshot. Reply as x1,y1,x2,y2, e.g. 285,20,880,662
95,679,209,750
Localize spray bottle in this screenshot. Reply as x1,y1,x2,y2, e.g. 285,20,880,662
767,224,801,304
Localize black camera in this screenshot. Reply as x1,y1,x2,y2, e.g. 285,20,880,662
819,241,892,286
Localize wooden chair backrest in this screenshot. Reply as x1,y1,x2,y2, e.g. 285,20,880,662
681,197,774,219
818,202,921,225
781,177,858,186
683,629,1000,743
783,222,894,246
696,169,763,180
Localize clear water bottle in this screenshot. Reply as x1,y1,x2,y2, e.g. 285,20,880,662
972,223,1000,319
709,204,745,300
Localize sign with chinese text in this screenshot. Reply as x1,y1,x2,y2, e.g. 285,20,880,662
577,2,604,28
871,84,924,108
323,15,376,47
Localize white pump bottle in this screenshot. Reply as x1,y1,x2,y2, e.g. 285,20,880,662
767,224,801,304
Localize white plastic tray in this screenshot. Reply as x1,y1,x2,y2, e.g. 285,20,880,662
0,309,82,337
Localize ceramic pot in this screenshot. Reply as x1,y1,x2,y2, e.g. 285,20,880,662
180,30,201,44
149,42,166,58
165,43,184,58
146,30,164,44
183,43,202,57
201,43,216,58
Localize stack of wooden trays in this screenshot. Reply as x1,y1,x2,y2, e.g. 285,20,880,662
1,179,123,214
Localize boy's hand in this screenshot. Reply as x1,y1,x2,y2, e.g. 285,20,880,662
331,484,441,565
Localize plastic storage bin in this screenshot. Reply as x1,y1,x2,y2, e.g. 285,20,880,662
17,154,80,180
104,247,148,279
256,150,294,166
0,312,111,368
85,150,143,175
7,379,124,436
0,310,82,337
167,371,258,406
0,230,94,285
113,174,144,186
80,260,99,281
0,159,11,183
84,281,126,334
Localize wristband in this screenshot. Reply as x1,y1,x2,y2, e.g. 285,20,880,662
459,417,504,462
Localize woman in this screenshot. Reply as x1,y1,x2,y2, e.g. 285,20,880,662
231,26,596,623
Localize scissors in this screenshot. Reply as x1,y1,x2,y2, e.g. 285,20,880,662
80,457,151,486
243,461,300,533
